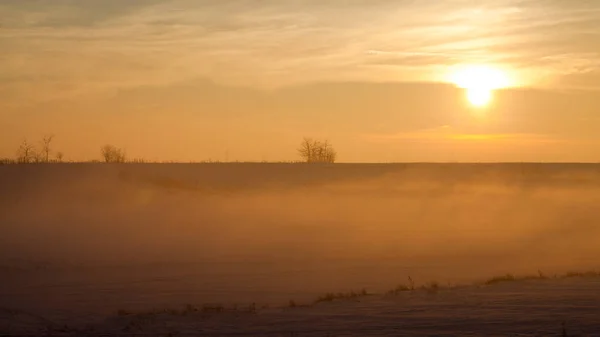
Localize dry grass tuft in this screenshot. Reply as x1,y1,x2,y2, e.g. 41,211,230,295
387,269,600,296
388,276,417,295
314,289,369,303
481,269,600,286
562,271,600,279
421,281,441,293
484,273,516,285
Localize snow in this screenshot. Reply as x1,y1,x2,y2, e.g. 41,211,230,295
1,163,600,335
3,278,600,336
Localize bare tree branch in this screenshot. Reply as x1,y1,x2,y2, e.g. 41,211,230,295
40,134,55,163
16,140,36,164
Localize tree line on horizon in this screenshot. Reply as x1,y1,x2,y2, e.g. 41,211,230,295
1,135,65,164
0,136,338,164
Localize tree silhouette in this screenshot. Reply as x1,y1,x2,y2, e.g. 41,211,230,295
101,144,126,163
16,140,36,163
40,134,54,163
298,138,337,163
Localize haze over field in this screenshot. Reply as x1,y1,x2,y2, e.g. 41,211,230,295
2,164,600,327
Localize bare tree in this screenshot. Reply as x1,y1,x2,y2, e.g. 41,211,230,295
16,140,37,163
297,138,337,163
321,140,337,163
101,145,112,163
56,152,64,163
298,137,315,163
40,134,54,163
101,144,126,163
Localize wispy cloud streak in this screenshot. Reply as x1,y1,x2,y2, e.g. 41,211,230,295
1,0,600,99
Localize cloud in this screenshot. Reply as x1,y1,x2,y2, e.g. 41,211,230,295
0,0,166,28
1,0,600,103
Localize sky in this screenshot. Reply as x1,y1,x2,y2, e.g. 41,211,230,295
1,0,600,162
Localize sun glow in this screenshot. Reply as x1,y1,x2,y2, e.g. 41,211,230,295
466,88,492,107
449,65,512,107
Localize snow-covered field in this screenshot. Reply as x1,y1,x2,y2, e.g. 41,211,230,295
1,163,600,335
4,276,600,336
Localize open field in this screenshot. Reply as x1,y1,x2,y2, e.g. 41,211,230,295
2,163,600,335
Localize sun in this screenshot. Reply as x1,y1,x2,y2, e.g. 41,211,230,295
466,88,492,107
449,65,511,107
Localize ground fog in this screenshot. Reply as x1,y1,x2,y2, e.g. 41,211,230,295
1,163,600,322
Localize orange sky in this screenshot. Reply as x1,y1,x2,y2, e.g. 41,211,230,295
1,0,600,162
